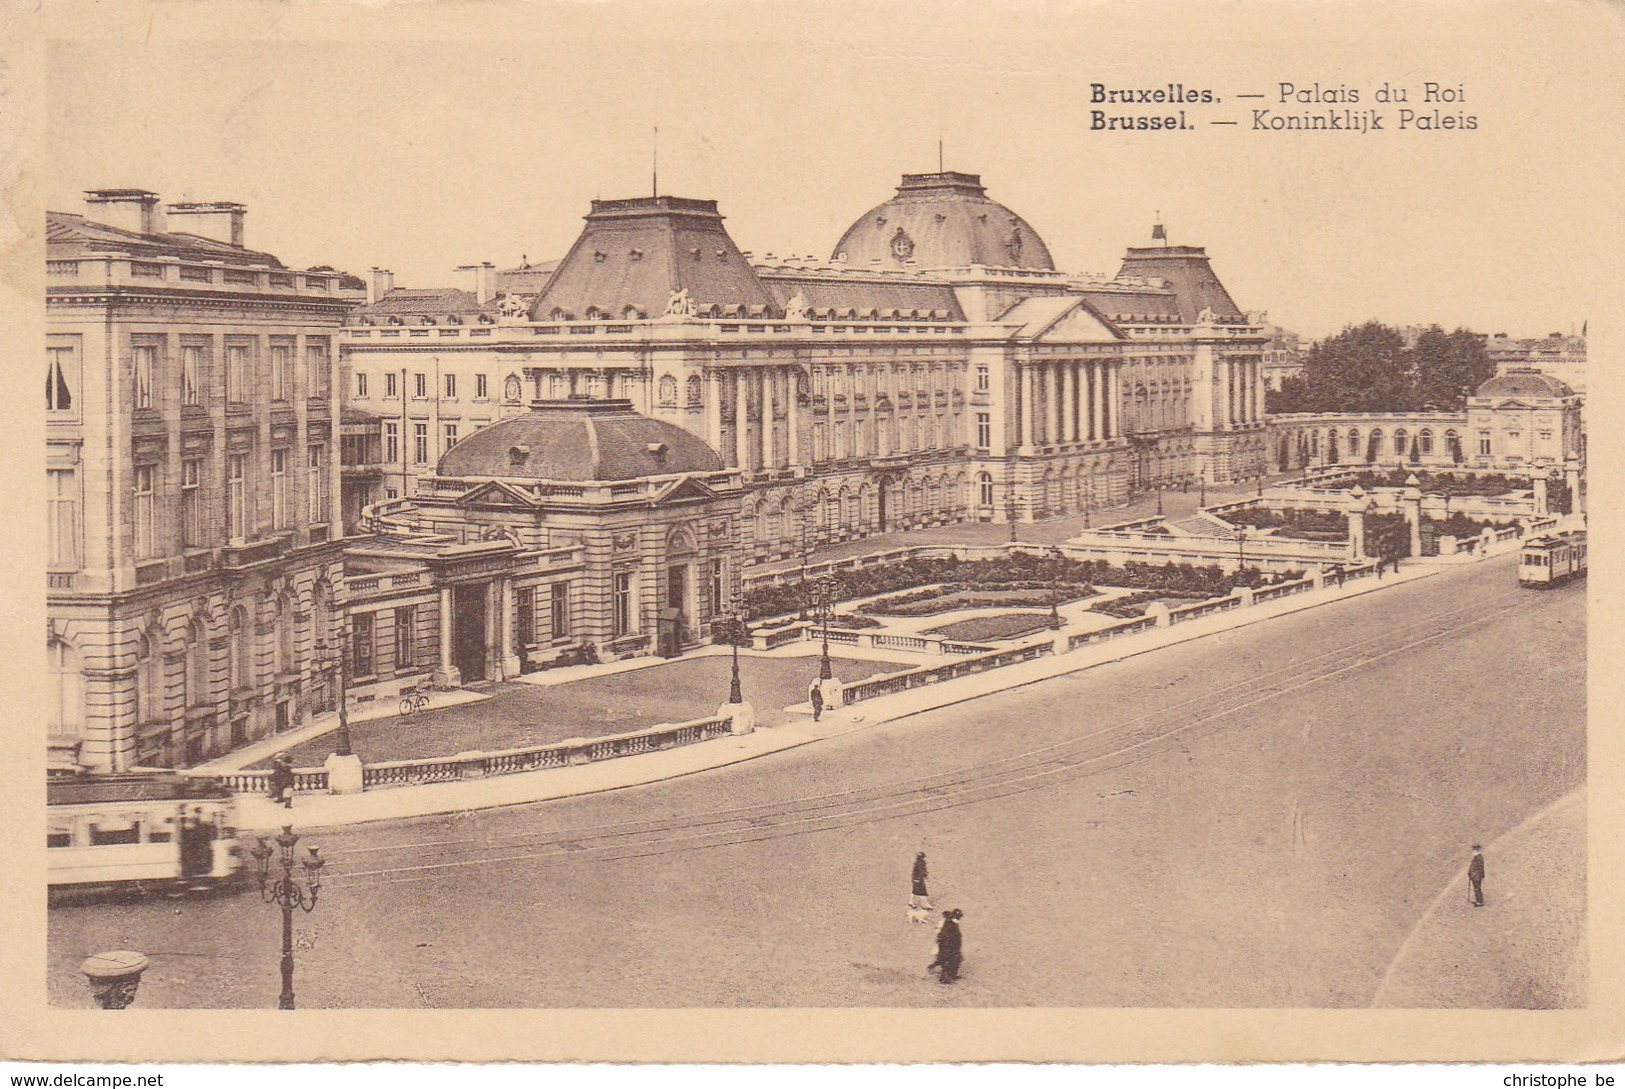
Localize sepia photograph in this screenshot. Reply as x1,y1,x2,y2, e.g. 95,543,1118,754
3,0,1621,1069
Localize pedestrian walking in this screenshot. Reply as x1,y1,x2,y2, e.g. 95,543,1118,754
809,681,824,722
269,752,295,809
1468,845,1486,907
909,852,933,922
927,909,964,984
177,805,200,879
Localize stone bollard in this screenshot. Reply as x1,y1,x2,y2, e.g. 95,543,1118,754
720,701,756,735
1438,535,1458,556
1145,602,1172,627
1233,586,1256,608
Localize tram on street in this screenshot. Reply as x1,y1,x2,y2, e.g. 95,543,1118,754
1518,530,1587,588
48,772,243,899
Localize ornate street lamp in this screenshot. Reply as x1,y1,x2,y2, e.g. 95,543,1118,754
250,825,326,1010
80,950,149,1010
713,603,749,705
1049,546,1065,631
797,513,812,621
1155,483,1164,516
1237,526,1249,575
811,578,837,681
1199,476,1207,507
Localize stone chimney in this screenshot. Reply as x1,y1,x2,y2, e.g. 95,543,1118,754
84,189,162,236
456,262,497,305
165,201,246,247
369,268,395,305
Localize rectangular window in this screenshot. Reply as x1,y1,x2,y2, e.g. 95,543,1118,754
384,421,400,463
132,345,156,409
414,372,427,399
476,373,489,399
133,464,156,558
414,423,429,464
307,445,325,522
307,340,331,398
47,468,80,568
351,613,375,678
976,412,991,450
445,373,457,399
385,372,397,398
1539,430,1554,442
976,364,989,391
270,448,288,529
394,606,417,669
1478,433,1492,456
181,345,203,406
709,560,724,620
516,593,534,648
550,582,570,638
612,571,633,637
47,345,77,413
271,343,292,401
443,422,458,450
227,453,247,539
181,459,203,548
385,487,399,500
225,343,248,404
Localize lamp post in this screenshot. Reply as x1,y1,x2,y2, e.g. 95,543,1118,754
333,611,353,758
1237,526,1248,575
81,951,149,1010
811,578,836,681
713,603,748,705
1155,483,1164,517
1049,546,1065,631
1198,475,1207,507
250,825,326,1010
1005,491,1019,543
797,514,811,621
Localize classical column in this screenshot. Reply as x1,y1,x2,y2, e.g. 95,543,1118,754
1103,363,1117,439
1018,362,1033,449
1063,362,1077,442
734,369,750,470
705,370,723,455
498,577,516,678
787,369,801,467
758,368,774,469
1053,362,1066,448
435,584,457,687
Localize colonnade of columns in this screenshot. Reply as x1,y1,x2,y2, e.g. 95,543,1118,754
1013,358,1120,448
1214,355,1264,429
701,366,803,473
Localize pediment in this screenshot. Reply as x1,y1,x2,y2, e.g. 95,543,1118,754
650,476,720,506
458,480,539,508
1031,301,1124,344
1492,398,1539,411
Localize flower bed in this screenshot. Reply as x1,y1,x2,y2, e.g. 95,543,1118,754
829,614,883,630
924,613,1057,642
1091,590,1211,619
1218,506,1350,540
1339,470,1530,497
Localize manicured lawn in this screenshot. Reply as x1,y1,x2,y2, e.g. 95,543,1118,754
923,612,1056,642
252,653,911,767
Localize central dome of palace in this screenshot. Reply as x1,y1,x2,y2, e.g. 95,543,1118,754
831,171,1056,271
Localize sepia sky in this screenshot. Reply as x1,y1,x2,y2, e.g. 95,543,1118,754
42,0,1624,338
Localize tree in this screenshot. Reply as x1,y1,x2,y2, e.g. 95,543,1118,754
1266,375,1313,415
1410,326,1493,410
1299,322,1411,411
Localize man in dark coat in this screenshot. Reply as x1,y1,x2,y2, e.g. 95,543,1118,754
1468,845,1486,907
928,909,963,984
909,852,932,920
809,682,824,723
268,753,295,809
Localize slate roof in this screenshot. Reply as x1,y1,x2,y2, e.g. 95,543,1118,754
831,172,1056,271
1473,369,1574,400
436,398,724,482
1114,244,1243,322
755,267,965,321
530,197,778,321
495,260,558,295
47,210,286,267
357,287,496,319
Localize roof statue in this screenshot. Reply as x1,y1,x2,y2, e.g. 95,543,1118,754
784,292,809,321
1198,305,1217,323
496,293,529,318
664,287,697,318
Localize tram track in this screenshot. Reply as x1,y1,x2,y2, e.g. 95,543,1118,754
325,587,1524,890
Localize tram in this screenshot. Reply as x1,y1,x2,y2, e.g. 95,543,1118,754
1518,530,1587,588
48,772,243,898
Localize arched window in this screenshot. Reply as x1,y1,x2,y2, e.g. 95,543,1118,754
1420,429,1435,455
658,375,678,407
187,618,209,709
229,607,253,693
978,472,994,507
135,632,160,725
1394,429,1408,457
1348,429,1360,459
685,375,703,406
47,638,84,738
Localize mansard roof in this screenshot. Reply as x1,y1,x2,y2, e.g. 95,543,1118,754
46,210,286,268
1115,241,1243,322
530,196,778,321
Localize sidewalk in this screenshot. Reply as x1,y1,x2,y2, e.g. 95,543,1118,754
233,553,1452,832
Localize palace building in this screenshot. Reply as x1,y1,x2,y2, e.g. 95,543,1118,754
344,171,1271,566
46,190,362,772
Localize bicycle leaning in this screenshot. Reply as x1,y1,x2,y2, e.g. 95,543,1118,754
398,684,430,717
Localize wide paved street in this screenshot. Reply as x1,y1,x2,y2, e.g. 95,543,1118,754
48,554,1585,1008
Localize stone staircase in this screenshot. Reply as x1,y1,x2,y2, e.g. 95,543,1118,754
1166,512,1242,538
